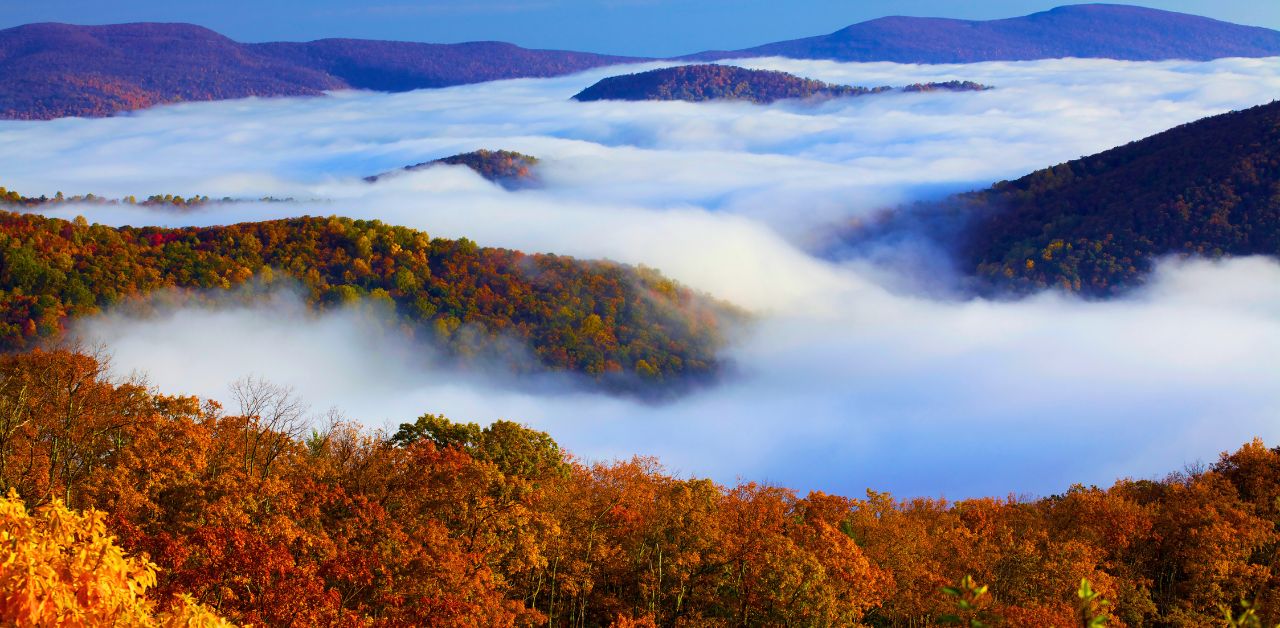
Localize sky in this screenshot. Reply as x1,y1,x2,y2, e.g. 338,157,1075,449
1,0,1279,56
5,56,1278,499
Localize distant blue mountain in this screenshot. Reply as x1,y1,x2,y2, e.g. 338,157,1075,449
3,4,1277,120
0,22,640,120
687,4,1280,63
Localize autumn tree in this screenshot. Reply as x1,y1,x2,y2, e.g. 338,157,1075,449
0,489,233,627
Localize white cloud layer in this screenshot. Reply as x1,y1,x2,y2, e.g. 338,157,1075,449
6,57,1280,497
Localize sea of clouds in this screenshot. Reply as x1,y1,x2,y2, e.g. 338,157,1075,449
3,56,1279,498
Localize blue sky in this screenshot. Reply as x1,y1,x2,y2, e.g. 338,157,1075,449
2,0,1278,56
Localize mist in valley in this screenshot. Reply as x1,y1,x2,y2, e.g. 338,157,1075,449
8,56,1280,497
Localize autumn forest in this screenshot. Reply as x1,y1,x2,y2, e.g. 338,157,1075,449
3,1,1280,627
5,348,1280,626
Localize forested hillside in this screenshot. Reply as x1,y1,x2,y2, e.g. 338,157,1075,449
902,80,993,93
4,348,1280,626
839,99,1280,297
573,65,990,104
0,211,735,390
960,99,1280,295
366,149,541,189
573,65,890,104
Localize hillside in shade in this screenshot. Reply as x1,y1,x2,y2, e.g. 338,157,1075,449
841,100,1280,296
689,4,1280,63
959,100,1280,295
0,22,640,120
366,150,541,189
0,211,737,393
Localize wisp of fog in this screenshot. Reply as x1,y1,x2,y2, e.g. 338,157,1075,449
6,56,1280,498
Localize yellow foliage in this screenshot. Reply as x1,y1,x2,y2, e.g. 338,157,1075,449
0,490,234,628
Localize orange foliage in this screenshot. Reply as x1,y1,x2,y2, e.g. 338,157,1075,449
0,489,232,627
2,349,1280,625
0,211,736,394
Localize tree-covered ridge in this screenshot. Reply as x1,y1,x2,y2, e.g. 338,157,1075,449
0,186,220,208
6,348,1280,626
0,211,737,390
836,99,1280,297
366,149,541,189
0,183,300,208
902,80,993,93
572,64,992,104
573,64,891,104
955,99,1280,296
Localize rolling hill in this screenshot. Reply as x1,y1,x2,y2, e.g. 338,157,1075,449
959,99,1280,295
0,211,737,392
366,150,541,189
689,4,1280,63
0,22,640,120
572,64,889,104
3,5,1278,120
250,39,636,92
841,100,1280,296
572,64,990,104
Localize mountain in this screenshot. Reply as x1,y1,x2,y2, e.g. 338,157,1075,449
573,64,891,104
0,211,736,392
0,23,339,120
250,39,637,92
959,100,1280,295
843,100,1280,296
688,4,1280,63
902,81,993,93
4,6,1278,120
366,149,542,189
572,64,990,105
0,22,641,120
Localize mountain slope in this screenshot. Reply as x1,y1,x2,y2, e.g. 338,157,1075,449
4,5,1277,119
955,100,1280,295
366,150,542,188
0,211,736,391
0,23,342,120
690,4,1280,63
252,39,635,92
572,64,892,104
573,65,990,105
837,101,1280,297
0,23,641,120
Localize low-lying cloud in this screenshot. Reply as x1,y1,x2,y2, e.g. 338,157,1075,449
70,256,1280,498
9,57,1280,498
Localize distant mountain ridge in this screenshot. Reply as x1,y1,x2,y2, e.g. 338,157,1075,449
2,4,1279,120
572,65,991,104
573,65,891,104
248,39,636,92
0,22,640,120
688,4,1280,63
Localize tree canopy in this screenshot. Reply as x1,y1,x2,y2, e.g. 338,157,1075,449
3,348,1280,626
